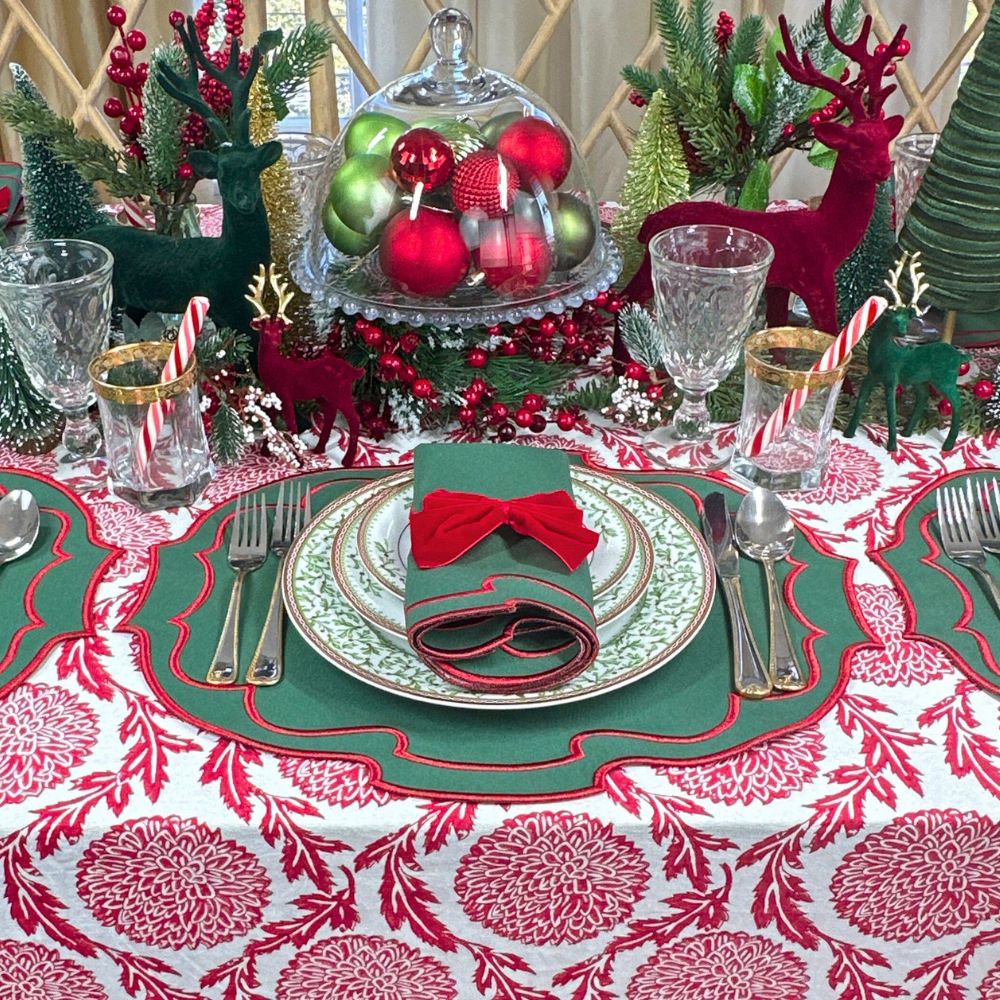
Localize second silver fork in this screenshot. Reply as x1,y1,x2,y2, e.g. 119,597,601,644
966,476,1000,556
938,486,1000,618
247,481,312,686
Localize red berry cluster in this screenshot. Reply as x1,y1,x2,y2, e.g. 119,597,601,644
102,6,148,160
628,90,648,109
715,12,735,54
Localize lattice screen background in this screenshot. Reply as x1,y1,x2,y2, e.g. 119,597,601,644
0,0,994,200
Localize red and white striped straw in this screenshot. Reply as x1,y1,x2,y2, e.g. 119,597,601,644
135,296,209,474
121,197,152,229
747,295,888,458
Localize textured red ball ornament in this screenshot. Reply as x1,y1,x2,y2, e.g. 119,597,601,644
390,128,454,192
478,222,552,295
974,379,995,400
496,118,572,188
379,209,470,298
452,150,520,219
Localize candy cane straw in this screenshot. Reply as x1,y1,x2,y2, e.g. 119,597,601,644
135,296,209,474
748,295,888,457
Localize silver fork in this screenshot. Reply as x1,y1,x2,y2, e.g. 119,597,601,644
247,481,312,686
206,492,268,685
937,486,1000,618
966,476,1000,555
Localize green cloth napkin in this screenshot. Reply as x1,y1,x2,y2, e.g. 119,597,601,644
404,443,598,693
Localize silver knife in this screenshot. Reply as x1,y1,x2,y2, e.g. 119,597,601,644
701,492,772,699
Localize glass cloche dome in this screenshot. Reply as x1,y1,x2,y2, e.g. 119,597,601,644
295,7,620,328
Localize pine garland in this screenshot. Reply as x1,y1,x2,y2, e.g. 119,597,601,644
616,303,664,371
612,91,689,281
263,21,334,121
6,66,105,240
210,399,250,464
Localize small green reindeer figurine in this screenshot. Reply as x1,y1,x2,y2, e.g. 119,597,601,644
845,252,966,451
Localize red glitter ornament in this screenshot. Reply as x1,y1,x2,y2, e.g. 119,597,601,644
974,379,995,400
106,5,127,26
379,209,470,298
452,149,520,219
467,347,489,368
391,128,454,192
496,118,572,188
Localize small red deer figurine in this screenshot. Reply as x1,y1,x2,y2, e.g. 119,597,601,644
622,0,907,338
246,265,364,466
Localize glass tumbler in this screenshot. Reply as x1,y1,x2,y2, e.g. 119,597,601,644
731,327,848,492
89,342,214,511
894,132,938,234
0,239,113,459
647,224,774,470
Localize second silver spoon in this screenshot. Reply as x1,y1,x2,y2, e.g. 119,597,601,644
734,487,806,692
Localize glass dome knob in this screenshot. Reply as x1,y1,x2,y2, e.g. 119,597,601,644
430,8,473,66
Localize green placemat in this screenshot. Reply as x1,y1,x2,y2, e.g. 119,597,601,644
0,470,117,695
125,462,864,801
876,473,1000,693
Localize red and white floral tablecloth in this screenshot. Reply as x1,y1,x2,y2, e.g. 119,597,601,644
0,416,998,1000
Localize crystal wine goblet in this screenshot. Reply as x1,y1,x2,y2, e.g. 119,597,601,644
647,224,774,471
0,239,114,460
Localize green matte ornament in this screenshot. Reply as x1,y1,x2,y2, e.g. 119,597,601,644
343,112,408,159
322,196,374,256
481,111,525,148
328,154,402,237
551,192,596,270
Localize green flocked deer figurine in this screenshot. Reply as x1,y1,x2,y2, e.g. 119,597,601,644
81,16,280,337
845,252,966,451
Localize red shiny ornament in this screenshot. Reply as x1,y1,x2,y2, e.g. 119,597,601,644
382,336,398,354
628,90,648,108
489,402,509,422
514,408,533,428
496,421,517,442
646,384,664,401
523,393,545,412
478,220,552,295
168,9,185,27
500,340,519,356
368,417,389,440
412,378,435,399
378,353,403,379
467,347,489,368
119,111,142,138
177,162,195,180
606,296,623,314
884,64,896,76
539,317,558,337
103,97,124,118
106,4,127,26
496,118,572,188
451,149,521,219
624,362,648,381
486,324,502,338
556,411,576,432
399,364,418,385
399,331,420,353
126,29,147,51
463,388,483,407
959,361,971,376
974,379,995,400
458,406,477,425
561,319,579,337
469,378,489,394
529,413,547,434
937,399,953,416
897,38,911,57
781,122,796,138
809,112,823,127
594,292,609,308
362,326,384,348
110,45,132,67
379,209,470,298
390,128,454,193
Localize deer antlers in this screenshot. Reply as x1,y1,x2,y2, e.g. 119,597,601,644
245,264,294,327
156,15,261,145
777,0,908,122
885,252,930,315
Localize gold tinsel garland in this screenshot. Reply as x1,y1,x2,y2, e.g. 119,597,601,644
248,77,318,344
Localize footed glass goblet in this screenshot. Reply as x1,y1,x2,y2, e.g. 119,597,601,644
0,239,114,460
647,225,774,471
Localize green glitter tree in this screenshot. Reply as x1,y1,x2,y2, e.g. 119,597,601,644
899,4,1000,312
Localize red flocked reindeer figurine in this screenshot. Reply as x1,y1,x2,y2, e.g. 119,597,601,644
622,0,907,338
246,265,363,466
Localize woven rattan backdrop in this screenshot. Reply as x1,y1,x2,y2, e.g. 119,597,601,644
0,0,993,192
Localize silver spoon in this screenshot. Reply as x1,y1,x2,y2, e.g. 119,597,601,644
734,487,806,692
0,489,40,568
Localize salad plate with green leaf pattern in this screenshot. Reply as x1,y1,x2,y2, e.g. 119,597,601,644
282,468,714,709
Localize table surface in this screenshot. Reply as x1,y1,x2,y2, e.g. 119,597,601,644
0,416,998,1000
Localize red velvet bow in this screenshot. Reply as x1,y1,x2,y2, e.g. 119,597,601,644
409,489,600,571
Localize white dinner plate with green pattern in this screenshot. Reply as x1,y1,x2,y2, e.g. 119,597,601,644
333,469,650,649
282,469,715,710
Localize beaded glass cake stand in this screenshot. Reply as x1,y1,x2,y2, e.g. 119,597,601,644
295,8,620,329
